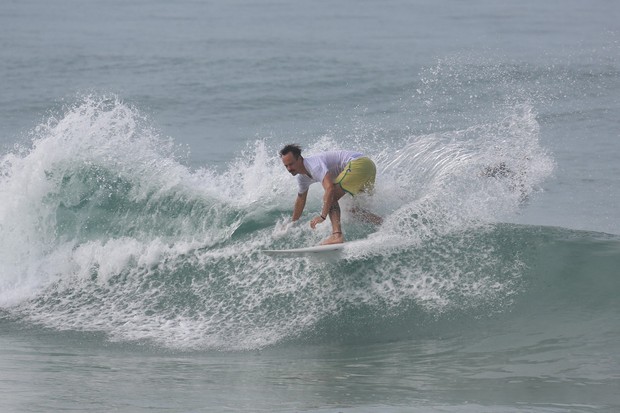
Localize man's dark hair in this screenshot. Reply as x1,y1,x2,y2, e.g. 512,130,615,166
279,144,302,158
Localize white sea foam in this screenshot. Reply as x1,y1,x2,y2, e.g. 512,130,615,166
0,94,554,349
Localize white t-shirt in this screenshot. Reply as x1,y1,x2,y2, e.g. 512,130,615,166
296,150,363,194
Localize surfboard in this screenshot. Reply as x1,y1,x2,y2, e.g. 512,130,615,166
262,243,345,258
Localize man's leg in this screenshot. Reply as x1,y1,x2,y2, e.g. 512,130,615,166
321,187,346,245
334,157,381,227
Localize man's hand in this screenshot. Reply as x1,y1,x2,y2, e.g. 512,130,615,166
310,215,326,229
292,191,308,221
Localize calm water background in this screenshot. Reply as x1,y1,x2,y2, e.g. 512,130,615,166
1,0,619,412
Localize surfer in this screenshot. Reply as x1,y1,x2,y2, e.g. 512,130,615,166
279,144,382,245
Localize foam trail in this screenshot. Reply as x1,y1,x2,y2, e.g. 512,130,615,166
355,104,554,248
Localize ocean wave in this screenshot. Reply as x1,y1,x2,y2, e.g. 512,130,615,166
0,94,589,351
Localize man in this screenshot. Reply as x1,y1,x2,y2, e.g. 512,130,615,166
279,144,382,245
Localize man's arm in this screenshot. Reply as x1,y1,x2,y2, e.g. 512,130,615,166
292,190,308,221
309,174,337,229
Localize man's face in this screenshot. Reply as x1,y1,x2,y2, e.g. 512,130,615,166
281,152,302,176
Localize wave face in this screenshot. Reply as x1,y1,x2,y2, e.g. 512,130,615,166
2,94,603,351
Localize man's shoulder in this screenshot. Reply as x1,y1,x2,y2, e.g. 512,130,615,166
296,173,313,193
296,173,315,186
303,155,328,174
296,173,312,182
304,152,328,163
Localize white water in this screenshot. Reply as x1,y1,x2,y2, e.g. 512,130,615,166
0,96,553,350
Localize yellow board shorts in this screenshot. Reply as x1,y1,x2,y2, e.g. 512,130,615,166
334,157,376,195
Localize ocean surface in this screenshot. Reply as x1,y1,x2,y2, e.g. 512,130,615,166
1,0,619,412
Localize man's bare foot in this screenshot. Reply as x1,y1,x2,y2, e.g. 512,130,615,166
320,232,345,245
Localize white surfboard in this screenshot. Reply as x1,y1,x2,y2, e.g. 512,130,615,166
262,243,345,258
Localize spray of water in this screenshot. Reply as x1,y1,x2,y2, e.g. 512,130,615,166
0,87,553,349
